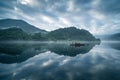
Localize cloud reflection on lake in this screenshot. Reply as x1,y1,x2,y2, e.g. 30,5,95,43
0,41,120,80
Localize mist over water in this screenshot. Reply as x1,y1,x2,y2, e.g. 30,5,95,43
0,41,120,80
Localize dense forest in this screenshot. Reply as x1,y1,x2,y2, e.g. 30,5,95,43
0,27,100,41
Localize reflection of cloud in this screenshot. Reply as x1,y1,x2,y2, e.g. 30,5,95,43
22,62,35,68
42,59,53,67
59,58,71,66
90,64,106,74
66,72,74,80
1,46,120,80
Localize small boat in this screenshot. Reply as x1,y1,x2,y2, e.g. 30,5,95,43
70,42,85,47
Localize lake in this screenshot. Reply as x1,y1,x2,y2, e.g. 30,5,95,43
0,41,120,80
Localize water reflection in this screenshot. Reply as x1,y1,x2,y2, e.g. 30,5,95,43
107,42,120,50
0,43,47,64
1,41,120,80
47,43,96,56
0,42,97,64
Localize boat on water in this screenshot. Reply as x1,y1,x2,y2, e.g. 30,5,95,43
70,42,86,47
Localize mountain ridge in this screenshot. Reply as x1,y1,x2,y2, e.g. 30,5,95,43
0,19,100,41
0,18,47,33
47,27,98,41
108,33,120,40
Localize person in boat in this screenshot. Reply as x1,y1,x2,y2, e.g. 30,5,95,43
70,42,85,47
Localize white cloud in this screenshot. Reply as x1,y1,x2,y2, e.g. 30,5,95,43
42,15,54,24
67,1,74,12
42,59,53,67
92,0,100,7
90,20,98,34
89,10,105,20
59,17,71,25
18,0,39,7
19,0,29,5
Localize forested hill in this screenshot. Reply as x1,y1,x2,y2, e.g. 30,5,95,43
0,19,47,33
0,27,100,41
47,27,98,41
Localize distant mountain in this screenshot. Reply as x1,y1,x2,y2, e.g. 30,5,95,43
98,33,120,41
47,27,99,41
0,18,47,33
108,33,120,40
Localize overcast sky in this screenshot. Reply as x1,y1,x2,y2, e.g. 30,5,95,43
0,0,120,35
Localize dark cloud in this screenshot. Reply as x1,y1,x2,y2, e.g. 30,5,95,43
74,0,93,10
0,0,17,18
98,0,120,14
0,0,16,10
0,0,120,34
75,0,92,4
0,0,14,9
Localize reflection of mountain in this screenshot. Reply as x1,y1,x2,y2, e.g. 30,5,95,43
108,33,120,41
47,43,96,56
0,43,47,64
0,42,97,64
108,43,120,50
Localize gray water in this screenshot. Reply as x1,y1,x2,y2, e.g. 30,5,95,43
0,41,120,80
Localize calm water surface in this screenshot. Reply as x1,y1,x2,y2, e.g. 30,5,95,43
0,41,120,80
